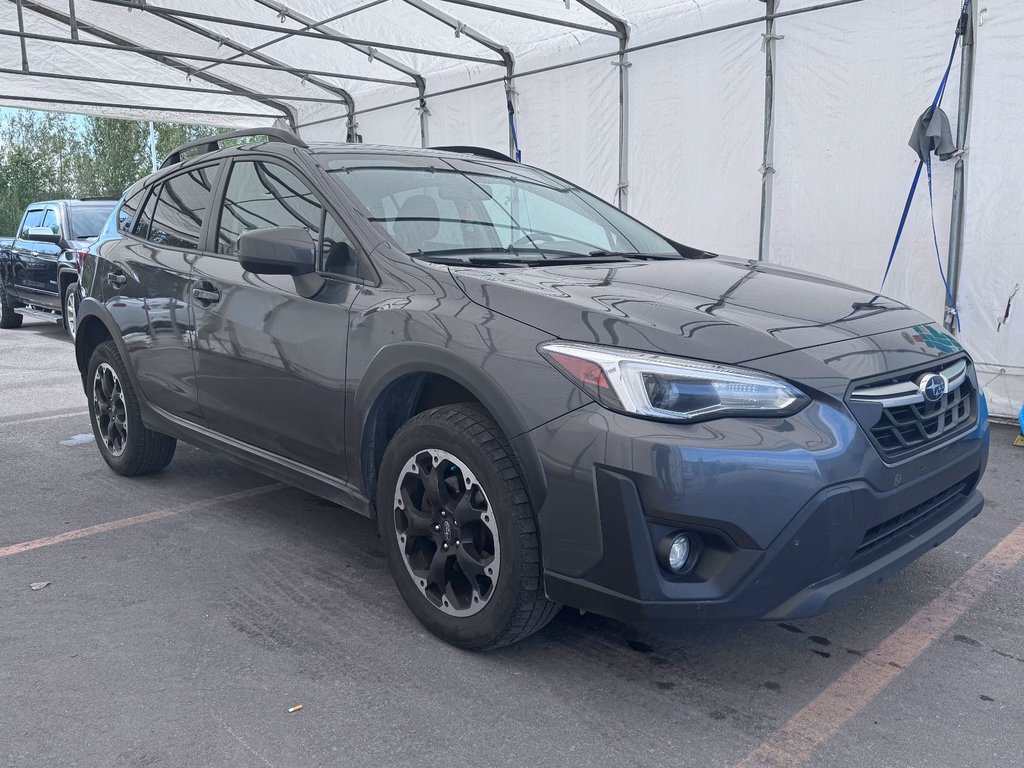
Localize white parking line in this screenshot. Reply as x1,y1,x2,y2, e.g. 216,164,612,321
2,411,89,427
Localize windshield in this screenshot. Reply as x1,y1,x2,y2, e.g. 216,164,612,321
69,205,115,239
323,154,677,260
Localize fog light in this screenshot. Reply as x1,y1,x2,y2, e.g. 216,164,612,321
658,532,692,573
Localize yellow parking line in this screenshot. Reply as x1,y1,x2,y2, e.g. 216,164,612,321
0,483,284,559
736,522,1024,768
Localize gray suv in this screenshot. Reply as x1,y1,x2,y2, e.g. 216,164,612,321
75,129,990,649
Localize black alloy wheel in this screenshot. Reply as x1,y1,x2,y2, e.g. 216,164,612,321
377,404,560,649
393,447,501,616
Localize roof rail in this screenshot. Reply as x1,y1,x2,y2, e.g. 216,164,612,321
161,127,307,169
429,145,514,162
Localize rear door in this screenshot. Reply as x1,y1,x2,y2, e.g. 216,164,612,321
190,156,361,475
101,166,220,421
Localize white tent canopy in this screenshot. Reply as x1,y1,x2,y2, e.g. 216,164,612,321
1,0,1020,419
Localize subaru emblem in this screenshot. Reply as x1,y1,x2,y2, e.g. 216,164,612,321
918,373,947,403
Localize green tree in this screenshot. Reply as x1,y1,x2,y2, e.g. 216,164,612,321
0,111,83,234
0,109,230,235
154,121,216,161
78,117,148,198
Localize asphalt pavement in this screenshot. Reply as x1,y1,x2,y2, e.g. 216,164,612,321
2,317,1022,768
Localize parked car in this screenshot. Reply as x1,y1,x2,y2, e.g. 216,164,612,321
74,129,990,649
0,198,117,338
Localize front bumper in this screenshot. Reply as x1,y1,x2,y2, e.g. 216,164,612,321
520,399,989,622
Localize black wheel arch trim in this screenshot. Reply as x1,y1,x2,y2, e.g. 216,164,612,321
58,267,79,292
353,342,549,512
74,297,142,394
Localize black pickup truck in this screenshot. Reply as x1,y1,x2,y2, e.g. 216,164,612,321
0,199,117,338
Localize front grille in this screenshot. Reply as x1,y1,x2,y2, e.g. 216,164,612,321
871,376,975,457
855,482,967,557
848,357,977,461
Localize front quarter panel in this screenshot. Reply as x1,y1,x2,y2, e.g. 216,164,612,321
346,249,590,501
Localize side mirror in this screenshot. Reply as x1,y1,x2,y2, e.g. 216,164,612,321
26,227,61,244
238,226,316,276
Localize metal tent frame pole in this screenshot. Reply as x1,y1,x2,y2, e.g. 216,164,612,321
441,0,619,37
88,0,505,66
15,0,28,71
0,67,352,105
247,0,427,145
191,0,388,79
0,28,400,86
0,92,281,119
577,1,630,210
758,0,781,261
945,1,977,335
399,0,516,157
15,0,298,126
150,10,358,139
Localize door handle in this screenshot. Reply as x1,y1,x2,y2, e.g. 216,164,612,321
107,269,127,288
192,282,221,305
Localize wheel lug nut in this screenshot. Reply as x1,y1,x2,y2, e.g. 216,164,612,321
441,510,446,517
442,542,449,550
434,524,440,531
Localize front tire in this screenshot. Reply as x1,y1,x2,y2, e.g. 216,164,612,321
87,341,176,476
0,280,23,329
377,404,559,650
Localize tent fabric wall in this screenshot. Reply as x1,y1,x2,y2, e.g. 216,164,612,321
957,0,1024,420
770,0,964,324
627,23,764,257
0,0,1019,418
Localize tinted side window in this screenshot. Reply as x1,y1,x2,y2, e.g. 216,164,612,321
19,209,45,238
216,161,322,257
41,209,60,235
118,189,146,234
147,166,217,250
134,185,161,240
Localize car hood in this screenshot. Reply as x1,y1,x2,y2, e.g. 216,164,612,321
451,257,932,365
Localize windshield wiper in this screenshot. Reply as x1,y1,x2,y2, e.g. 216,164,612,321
414,247,644,267
587,250,683,260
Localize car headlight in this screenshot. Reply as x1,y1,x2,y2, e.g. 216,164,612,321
539,342,809,423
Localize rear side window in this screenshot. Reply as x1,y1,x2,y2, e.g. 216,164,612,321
69,206,114,239
40,209,59,235
118,189,146,233
19,209,45,238
146,165,217,250
134,185,161,240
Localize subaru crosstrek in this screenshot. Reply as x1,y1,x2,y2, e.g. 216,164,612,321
74,129,989,649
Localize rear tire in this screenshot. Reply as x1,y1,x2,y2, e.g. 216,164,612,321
377,403,560,650
0,280,23,329
63,281,79,340
87,340,176,476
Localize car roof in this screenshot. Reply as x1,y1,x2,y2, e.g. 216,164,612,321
164,139,516,170
306,142,514,161
25,199,118,208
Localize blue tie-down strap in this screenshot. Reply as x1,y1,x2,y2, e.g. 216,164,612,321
878,0,970,329
508,111,522,163
1018,404,1024,436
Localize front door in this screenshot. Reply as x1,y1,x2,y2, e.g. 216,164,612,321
191,158,360,476
12,206,62,309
